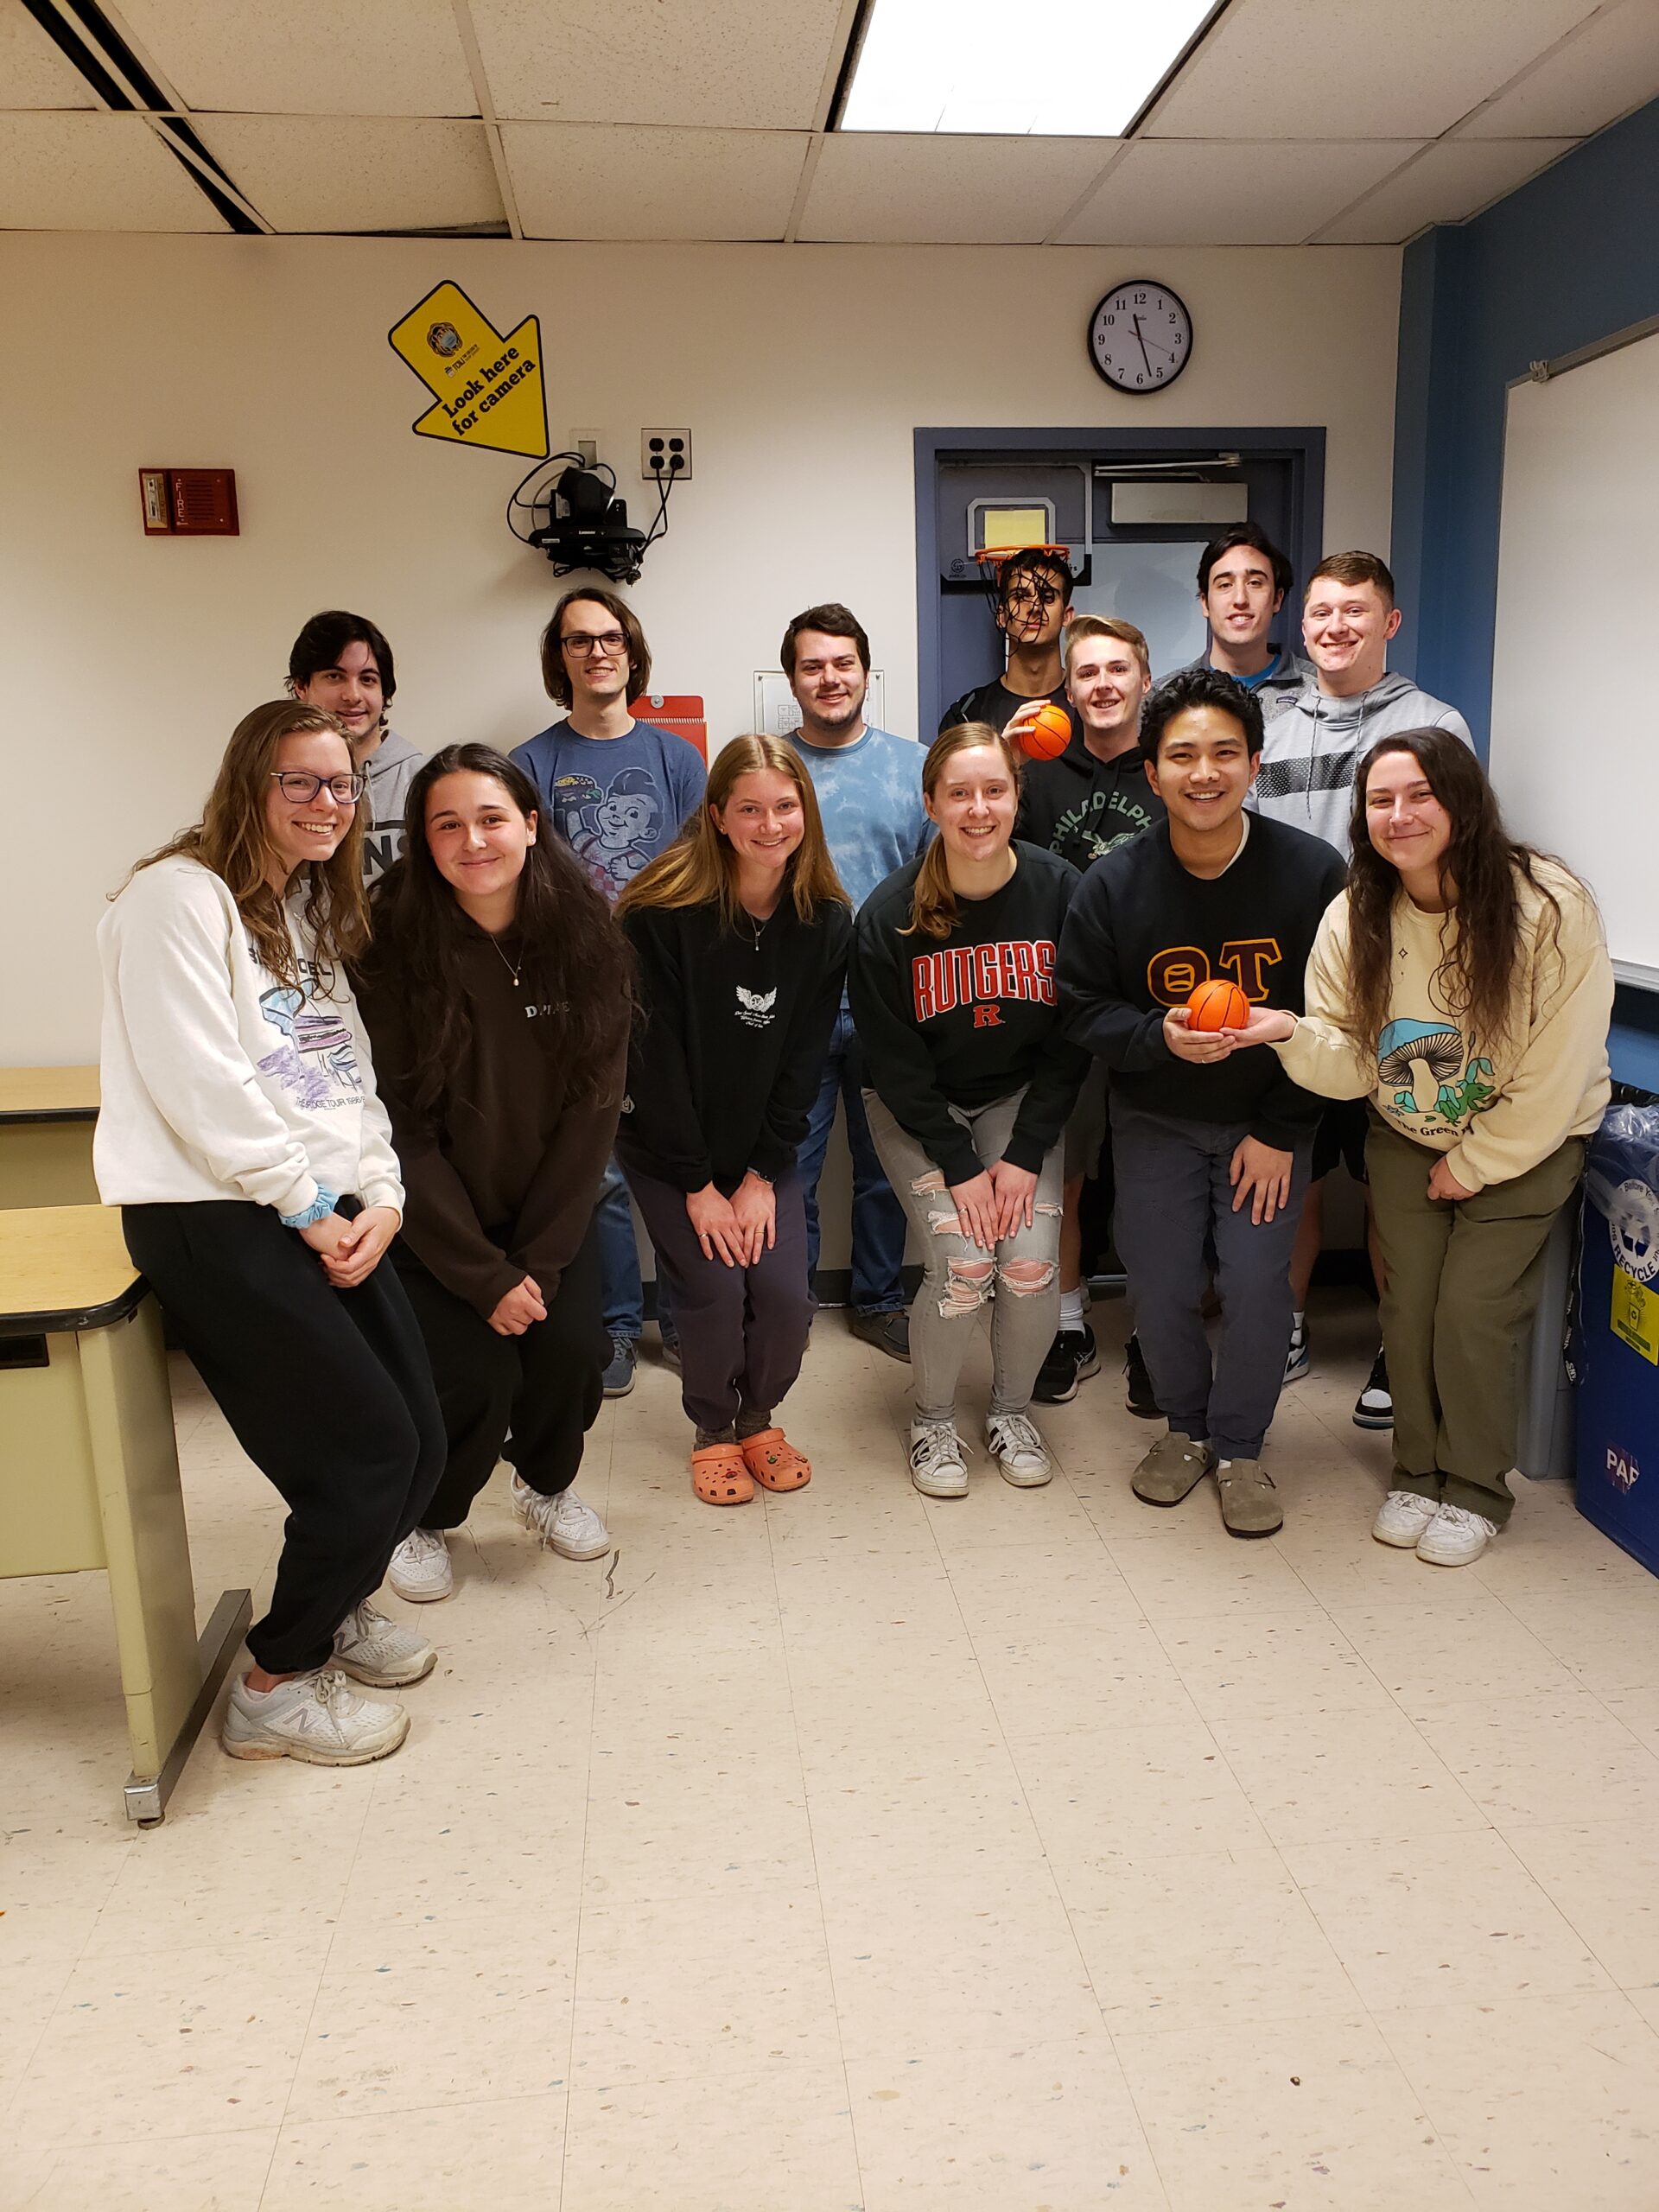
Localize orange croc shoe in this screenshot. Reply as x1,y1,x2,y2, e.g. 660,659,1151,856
740,1428,812,1491
690,1443,754,1506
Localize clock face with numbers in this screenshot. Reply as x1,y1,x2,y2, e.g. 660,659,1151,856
1088,281,1193,393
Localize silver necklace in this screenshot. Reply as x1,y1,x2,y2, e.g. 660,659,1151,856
487,931,522,988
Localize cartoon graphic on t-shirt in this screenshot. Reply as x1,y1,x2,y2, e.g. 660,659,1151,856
553,767,663,897
257,979,362,1108
1375,1015,1496,1136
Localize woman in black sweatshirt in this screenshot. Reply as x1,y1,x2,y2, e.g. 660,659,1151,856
615,734,850,1505
355,744,632,1599
849,721,1087,1499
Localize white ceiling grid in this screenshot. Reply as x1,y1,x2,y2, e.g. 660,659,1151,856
0,0,1649,242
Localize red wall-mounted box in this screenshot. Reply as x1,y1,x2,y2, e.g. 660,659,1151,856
139,468,239,536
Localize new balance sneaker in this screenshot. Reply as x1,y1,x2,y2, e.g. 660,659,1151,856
908,1419,969,1499
511,1472,612,1560
1131,1430,1214,1506
332,1600,437,1688
1215,1458,1282,1537
1371,1490,1440,1548
1416,1503,1497,1567
222,1668,409,1765
386,1526,454,1603
1123,1333,1160,1420
1352,1347,1392,1429
1032,1325,1101,1404
602,1332,638,1398
985,1412,1053,1487
1283,1316,1310,1385
849,1308,912,1362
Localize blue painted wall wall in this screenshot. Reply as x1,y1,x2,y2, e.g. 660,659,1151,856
1390,95,1659,1090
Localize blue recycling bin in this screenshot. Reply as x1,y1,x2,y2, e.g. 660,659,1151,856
1575,1104,1659,1576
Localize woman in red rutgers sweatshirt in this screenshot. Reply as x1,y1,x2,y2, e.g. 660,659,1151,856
850,722,1087,1501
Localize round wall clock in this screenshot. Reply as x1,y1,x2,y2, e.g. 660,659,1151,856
1088,280,1193,392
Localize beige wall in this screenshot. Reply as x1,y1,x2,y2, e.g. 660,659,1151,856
2,231,1401,1066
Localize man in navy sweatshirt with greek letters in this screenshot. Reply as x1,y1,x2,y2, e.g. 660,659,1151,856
1058,665,1344,1537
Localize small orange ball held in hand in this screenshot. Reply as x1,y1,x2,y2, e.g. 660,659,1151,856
1017,702,1072,760
1187,978,1249,1032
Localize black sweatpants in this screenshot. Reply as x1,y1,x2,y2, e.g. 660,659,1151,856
122,1199,446,1676
394,1224,607,1530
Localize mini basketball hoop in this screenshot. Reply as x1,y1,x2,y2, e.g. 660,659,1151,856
973,543,1072,616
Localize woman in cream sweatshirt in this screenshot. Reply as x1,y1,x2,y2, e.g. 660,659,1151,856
96,701,445,1764
1229,728,1611,1565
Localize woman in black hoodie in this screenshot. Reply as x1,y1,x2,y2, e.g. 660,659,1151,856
850,722,1087,1500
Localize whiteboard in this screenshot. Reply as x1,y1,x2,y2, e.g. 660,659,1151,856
1490,326,1659,979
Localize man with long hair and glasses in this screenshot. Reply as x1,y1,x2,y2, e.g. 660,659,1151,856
512,588,706,1398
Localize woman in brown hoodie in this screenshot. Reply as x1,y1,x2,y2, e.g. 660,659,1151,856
356,743,632,1600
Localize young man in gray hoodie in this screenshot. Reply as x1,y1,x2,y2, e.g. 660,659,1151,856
1252,550,1470,851
288,609,424,885
1253,549,1471,1427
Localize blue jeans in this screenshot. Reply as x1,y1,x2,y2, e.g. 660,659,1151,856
797,1008,908,1315
596,1154,676,1344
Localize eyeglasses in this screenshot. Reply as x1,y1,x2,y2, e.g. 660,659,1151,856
269,771,364,804
561,630,627,660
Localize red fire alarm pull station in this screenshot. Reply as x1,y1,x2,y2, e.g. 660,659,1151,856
139,468,239,536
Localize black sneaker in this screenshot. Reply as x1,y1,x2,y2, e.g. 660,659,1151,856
1352,1347,1392,1430
1123,1332,1160,1420
849,1309,911,1363
1032,1325,1101,1404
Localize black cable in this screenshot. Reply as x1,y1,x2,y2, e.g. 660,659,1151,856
639,466,677,550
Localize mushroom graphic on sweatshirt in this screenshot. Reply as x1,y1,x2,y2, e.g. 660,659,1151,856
1376,1016,1495,1132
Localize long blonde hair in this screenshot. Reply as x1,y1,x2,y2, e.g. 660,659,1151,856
617,734,849,929
130,701,369,991
904,721,1022,941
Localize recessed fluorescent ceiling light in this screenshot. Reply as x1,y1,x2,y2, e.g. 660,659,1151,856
839,0,1214,135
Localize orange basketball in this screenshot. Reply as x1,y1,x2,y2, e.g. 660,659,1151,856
1017,702,1072,760
1187,979,1249,1032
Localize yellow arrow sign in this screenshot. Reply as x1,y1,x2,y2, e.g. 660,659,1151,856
388,280,549,461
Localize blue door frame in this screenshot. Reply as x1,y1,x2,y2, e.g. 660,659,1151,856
913,424,1326,736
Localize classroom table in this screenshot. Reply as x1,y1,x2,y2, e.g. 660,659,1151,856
0,1066,101,1208
0,1205,250,1824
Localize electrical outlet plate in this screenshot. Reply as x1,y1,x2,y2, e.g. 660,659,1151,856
641,429,692,483
569,429,601,467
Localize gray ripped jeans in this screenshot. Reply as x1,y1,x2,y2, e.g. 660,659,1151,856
864,1087,1065,1427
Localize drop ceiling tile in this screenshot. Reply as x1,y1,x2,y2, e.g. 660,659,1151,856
1457,0,1659,137
472,0,847,128
1,0,97,107
115,0,476,117
1318,136,1578,240
503,120,807,239
194,116,501,232
1057,138,1418,246
0,112,226,229
1147,0,1599,141
799,133,1117,245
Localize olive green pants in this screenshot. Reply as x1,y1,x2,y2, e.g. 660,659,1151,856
1364,1117,1585,1526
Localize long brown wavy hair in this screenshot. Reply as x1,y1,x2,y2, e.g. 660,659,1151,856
130,701,368,991
616,734,849,929
904,721,1021,941
359,744,632,1115
1343,728,1575,1057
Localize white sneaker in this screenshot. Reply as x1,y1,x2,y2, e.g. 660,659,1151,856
332,1600,437,1688
222,1668,409,1765
985,1412,1053,1488
1416,1503,1498,1567
387,1526,454,1603
909,1419,969,1498
1371,1490,1441,1548
511,1473,612,1560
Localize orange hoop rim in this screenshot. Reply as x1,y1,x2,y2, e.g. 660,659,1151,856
972,543,1071,572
